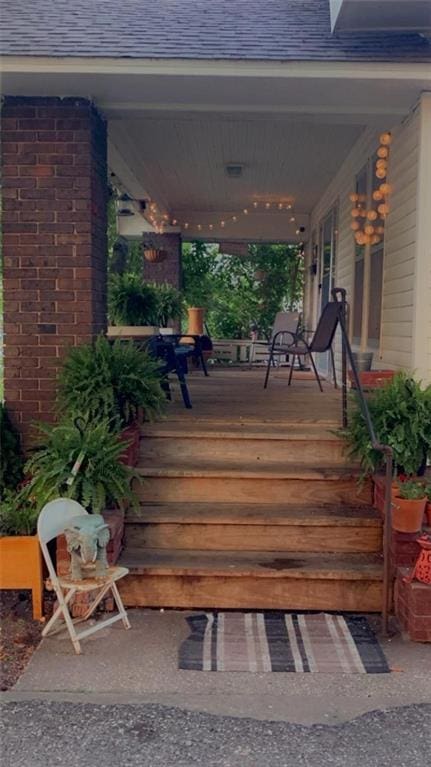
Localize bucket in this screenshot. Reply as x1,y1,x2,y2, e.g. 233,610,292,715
351,351,373,373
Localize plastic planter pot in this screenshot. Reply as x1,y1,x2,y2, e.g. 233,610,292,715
392,496,427,534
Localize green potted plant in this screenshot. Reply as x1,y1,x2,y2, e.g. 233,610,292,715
0,407,43,620
392,479,427,533
57,336,166,465
1,403,24,493
108,273,159,336
23,417,139,514
0,489,43,620
152,282,184,330
341,373,431,480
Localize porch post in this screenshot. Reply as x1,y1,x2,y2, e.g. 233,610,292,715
1,97,108,444
142,233,182,288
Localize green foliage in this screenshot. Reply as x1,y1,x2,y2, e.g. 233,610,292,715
341,373,431,478
0,489,38,537
151,282,185,327
182,241,219,309
57,335,166,426
108,273,160,326
425,484,431,502
0,404,24,499
181,241,304,339
23,418,139,514
396,479,426,501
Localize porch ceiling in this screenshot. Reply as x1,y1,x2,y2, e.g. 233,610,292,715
109,114,362,242
3,58,431,241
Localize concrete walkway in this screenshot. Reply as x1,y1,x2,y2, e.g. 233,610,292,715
3,610,431,725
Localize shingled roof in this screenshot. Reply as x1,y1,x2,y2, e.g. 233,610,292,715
1,0,431,62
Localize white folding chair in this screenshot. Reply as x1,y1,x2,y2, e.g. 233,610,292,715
38,499,131,654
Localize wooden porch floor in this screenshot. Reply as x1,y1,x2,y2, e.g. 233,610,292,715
167,366,342,425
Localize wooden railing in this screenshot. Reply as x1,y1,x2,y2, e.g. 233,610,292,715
332,287,393,636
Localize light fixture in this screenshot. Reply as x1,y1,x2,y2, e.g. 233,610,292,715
225,163,244,178
115,191,135,217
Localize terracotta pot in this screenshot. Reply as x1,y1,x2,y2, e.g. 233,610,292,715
392,495,426,533
144,248,167,263
425,502,431,527
187,307,205,335
119,422,140,467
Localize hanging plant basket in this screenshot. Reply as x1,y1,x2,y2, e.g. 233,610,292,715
144,248,167,264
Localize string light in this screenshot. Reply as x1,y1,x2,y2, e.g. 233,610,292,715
351,131,392,247
146,197,302,234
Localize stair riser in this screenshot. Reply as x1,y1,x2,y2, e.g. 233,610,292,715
137,476,372,506
125,523,382,553
119,574,383,612
139,438,348,466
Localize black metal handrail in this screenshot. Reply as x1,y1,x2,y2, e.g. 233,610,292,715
331,287,393,636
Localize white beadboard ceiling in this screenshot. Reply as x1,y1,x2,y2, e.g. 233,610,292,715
109,115,363,217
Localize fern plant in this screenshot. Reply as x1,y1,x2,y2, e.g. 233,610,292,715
23,418,140,514
151,282,185,328
57,335,166,426
341,373,431,478
108,273,159,326
0,403,24,499
0,489,38,537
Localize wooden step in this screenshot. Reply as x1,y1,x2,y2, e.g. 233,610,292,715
118,548,384,612
126,503,382,553
135,464,372,506
139,425,349,466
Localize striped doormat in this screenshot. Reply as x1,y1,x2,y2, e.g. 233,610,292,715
179,612,390,673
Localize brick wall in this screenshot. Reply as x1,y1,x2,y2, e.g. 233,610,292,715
1,97,108,443
142,233,182,288
395,569,431,642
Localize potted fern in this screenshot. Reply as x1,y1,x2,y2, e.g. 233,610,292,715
57,336,166,465
152,282,184,331
341,373,431,481
23,417,139,513
108,273,159,337
392,480,427,533
0,406,43,620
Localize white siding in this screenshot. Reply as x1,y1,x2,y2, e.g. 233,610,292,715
305,97,430,382
380,107,420,371
412,93,431,384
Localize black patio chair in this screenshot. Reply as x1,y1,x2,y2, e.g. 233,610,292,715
146,336,192,409
160,334,210,377
264,301,341,391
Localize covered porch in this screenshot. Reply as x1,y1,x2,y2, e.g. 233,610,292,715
2,56,431,437
1,51,430,619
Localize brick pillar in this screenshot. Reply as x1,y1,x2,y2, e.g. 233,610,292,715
1,97,108,443
142,233,182,288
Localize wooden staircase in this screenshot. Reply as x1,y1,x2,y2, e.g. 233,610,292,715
118,418,384,612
